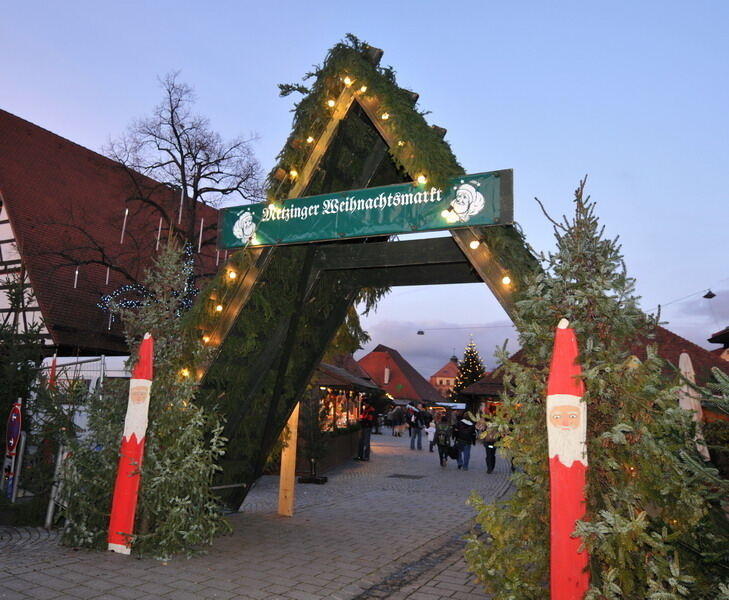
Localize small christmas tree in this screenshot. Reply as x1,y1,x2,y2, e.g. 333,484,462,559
466,180,729,598
450,338,486,401
62,241,229,559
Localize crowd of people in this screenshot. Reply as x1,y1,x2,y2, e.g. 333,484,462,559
356,400,501,472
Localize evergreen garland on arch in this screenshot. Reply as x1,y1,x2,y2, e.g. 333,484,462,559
268,33,463,200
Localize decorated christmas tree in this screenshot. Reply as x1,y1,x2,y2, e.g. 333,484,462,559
450,338,486,401
466,181,729,598
62,241,229,559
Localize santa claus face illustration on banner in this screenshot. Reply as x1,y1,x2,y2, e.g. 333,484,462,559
547,393,587,467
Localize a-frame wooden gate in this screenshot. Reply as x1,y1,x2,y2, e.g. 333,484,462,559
194,41,537,509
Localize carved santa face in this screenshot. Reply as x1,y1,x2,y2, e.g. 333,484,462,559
549,405,581,430
130,385,148,405
546,394,587,467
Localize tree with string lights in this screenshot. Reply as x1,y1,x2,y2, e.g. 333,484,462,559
449,338,486,401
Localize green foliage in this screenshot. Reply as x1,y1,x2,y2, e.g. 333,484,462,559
450,339,486,400
268,33,463,200
61,242,230,559
466,181,729,598
0,272,45,437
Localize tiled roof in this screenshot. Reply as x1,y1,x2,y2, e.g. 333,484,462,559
358,344,442,403
462,326,729,396
431,357,459,379
0,110,219,354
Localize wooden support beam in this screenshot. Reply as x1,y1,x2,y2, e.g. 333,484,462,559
450,228,516,319
313,236,467,271
278,402,300,517
342,262,479,288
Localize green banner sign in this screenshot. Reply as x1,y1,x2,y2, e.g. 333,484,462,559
218,170,512,249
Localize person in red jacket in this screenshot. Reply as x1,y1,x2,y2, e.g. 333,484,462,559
355,401,376,461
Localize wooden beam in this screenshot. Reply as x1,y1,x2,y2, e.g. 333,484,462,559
278,402,300,517
313,236,467,271
342,262,479,287
287,88,357,200
450,228,516,318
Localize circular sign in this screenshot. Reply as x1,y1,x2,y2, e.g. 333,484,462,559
5,404,22,455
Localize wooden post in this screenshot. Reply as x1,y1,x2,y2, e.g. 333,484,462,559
278,402,300,517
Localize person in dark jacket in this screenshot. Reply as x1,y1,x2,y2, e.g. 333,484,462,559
355,401,376,461
434,413,453,467
453,411,476,470
409,402,425,450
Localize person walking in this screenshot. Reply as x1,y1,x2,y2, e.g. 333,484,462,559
409,402,425,450
355,401,375,461
434,413,453,467
453,411,476,470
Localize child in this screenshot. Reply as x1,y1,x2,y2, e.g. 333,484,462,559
425,419,436,452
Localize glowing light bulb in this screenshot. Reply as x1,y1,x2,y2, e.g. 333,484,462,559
306,136,314,144
416,174,427,185
359,85,367,93
289,169,298,179
179,368,190,378
227,270,237,280
343,76,353,87
327,99,336,108
215,304,224,312
501,276,512,286
469,240,480,250
397,140,405,147
381,112,390,120
202,335,211,344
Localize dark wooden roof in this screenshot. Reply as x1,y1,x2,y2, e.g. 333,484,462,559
709,325,729,347
0,110,219,354
314,362,382,392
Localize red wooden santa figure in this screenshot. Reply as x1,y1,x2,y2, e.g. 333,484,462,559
108,333,154,554
547,318,590,598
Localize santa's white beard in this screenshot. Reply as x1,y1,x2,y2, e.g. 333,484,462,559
547,394,588,468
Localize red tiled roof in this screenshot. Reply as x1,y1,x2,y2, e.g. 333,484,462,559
431,357,459,379
0,110,219,354
462,326,729,397
358,344,442,403
630,326,729,387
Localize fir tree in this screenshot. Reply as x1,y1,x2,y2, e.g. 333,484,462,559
466,180,729,598
450,338,486,400
62,241,229,559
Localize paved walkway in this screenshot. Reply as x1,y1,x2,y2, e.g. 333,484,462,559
1,433,511,599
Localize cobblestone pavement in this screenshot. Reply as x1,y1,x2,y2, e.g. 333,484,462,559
1,433,511,599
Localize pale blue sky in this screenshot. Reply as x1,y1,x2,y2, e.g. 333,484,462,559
3,1,727,376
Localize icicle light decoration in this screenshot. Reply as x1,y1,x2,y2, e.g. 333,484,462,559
120,208,129,244
73,266,79,289
197,218,204,252
105,266,110,285
178,187,184,224
156,217,163,251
